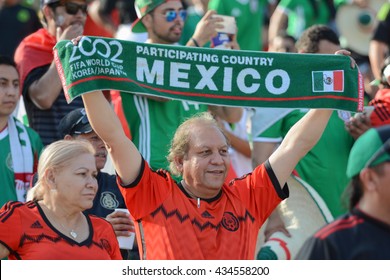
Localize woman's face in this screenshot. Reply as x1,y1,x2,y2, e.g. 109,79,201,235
52,153,98,211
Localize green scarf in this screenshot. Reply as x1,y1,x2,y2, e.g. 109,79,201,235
54,37,364,112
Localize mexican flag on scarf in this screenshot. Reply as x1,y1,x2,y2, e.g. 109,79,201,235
53,36,364,112
313,70,344,92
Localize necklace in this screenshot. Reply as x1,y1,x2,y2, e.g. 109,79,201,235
69,230,78,239
41,203,80,239
181,180,201,208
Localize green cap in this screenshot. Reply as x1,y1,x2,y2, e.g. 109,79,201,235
132,0,167,33
347,125,390,178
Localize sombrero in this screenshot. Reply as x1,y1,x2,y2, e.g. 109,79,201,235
256,175,334,260
336,0,386,56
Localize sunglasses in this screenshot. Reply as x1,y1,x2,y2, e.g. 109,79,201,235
63,2,88,15
162,10,187,22
69,109,91,135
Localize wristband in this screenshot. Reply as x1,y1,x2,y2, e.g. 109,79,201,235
191,37,200,47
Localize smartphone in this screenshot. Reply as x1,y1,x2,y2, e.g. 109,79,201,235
213,15,237,35
56,15,65,27
363,105,374,115
353,106,374,120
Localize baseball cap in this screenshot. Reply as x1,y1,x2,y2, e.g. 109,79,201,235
132,0,167,33
346,125,390,178
40,0,87,8
58,108,93,137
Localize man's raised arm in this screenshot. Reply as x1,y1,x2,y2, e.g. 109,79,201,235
82,91,142,185
269,109,332,187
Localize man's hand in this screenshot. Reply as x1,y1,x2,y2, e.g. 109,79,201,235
264,209,291,242
191,10,224,47
345,112,372,139
335,49,356,68
57,23,84,42
106,210,135,237
225,33,240,50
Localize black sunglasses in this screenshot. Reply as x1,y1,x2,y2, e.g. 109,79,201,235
364,138,390,168
51,2,88,15
69,109,91,135
64,2,88,15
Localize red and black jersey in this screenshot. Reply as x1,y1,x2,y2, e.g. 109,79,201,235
296,208,390,259
118,160,289,260
0,201,122,260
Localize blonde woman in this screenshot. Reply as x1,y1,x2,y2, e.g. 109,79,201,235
0,140,122,259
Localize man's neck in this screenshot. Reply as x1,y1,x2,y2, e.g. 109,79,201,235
145,38,177,45
359,198,390,226
0,116,9,132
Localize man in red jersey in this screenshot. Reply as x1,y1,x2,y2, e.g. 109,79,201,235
78,84,343,259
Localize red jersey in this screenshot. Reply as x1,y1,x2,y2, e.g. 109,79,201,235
0,201,122,260
369,88,390,127
119,160,288,260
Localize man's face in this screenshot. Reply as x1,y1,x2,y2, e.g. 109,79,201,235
73,131,107,171
0,64,19,119
181,124,230,198
144,1,185,44
317,40,340,54
52,0,87,29
271,37,297,53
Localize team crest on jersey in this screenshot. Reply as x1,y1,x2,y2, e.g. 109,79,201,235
221,212,239,232
100,191,120,210
100,238,112,252
6,153,13,171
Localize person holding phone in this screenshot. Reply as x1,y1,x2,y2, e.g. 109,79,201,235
14,0,87,146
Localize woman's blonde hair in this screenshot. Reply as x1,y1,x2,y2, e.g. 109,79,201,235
28,139,95,201
167,112,229,177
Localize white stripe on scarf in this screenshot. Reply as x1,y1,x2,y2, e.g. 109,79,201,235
8,117,33,202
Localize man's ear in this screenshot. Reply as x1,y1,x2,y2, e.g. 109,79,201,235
174,157,184,173
142,14,153,30
360,168,379,192
64,135,73,140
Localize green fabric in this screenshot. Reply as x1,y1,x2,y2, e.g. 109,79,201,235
377,2,390,21
54,36,363,112
278,0,331,39
208,0,266,51
347,128,390,178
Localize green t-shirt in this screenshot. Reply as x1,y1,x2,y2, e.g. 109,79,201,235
278,0,331,39
208,0,266,51
253,109,354,218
